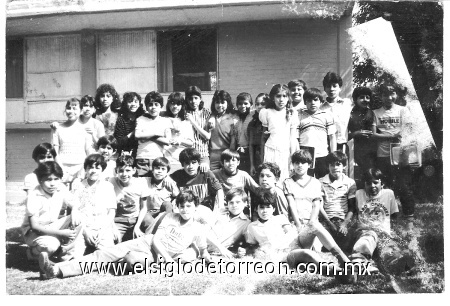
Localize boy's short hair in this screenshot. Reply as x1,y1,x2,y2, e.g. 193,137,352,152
32,143,57,161
176,189,200,207
152,157,171,172
287,79,307,90
84,153,107,171
225,187,248,203
115,154,135,169
325,151,348,167
303,88,324,103
179,148,201,166
257,162,281,180
322,71,343,88
144,91,164,108
35,161,64,182
256,190,277,209
236,92,253,106
362,168,384,184
291,149,313,165
97,135,118,151
221,149,240,163
352,87,373,103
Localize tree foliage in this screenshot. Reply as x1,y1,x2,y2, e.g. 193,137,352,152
353,1,443,150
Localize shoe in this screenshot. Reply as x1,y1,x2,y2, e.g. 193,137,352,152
349,253,379,274
38,252,59,279
335,262,358,284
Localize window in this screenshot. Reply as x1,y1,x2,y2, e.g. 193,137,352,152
6,39,24,98
157,29,217,93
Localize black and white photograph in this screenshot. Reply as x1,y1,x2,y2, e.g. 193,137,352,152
3,0,445,297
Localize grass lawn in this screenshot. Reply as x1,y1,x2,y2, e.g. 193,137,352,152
5,198,444,295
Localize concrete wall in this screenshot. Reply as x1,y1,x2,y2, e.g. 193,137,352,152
218,18,352,101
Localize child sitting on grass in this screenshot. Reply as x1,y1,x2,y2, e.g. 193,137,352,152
39,190,231,279
170,148,224,212
347,168,415,275
72,154,117,253
245,191,355,283
21,161,84,264
319,151,357,252
109,154,151,242
282,149,355,280
205,188,251,257
23,143,57,195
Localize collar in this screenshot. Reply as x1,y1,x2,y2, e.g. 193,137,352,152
302,108,327,116
322,174,348,187
325,97,344,104
227,211,249,221
151,177,165,189
222,168,238,177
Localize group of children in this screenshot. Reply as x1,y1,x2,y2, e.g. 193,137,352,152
21,71,417,283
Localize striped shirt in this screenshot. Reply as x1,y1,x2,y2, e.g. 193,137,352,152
186,108,211,157
298,109,336,158
114,114,138,155
320,174,356,220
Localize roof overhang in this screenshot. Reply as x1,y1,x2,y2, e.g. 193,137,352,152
6,0,354,36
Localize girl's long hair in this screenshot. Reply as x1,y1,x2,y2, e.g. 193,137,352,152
165,92,186,120
211,90,234,116
119,92,145,119
94,83,121,114
267,84,293,121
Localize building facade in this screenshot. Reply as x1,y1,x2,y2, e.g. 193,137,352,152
5,0,354,202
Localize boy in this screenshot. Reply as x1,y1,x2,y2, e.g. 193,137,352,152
319,151,357,252
22,161,84,264
372,83,415,230
320,72,353,153
135,91,173,177
234,92,254,173
245,191,354,283
24,143,57,195
97,135,118,181
137,157,179,232
109,154,151,242
171,148,224,212
72,154,116,252
288,79,307,112
348,168,414,274
39,190,230,279
298,88,336,178
204,188,251,256
212,149,259,199
252,162,289,220
283,150,354,276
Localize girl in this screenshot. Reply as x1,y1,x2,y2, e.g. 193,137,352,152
21,161,84,264
114,92,145,157
94,83,121,136
248,93,268,177
24,143,57,195
184,86,212,171
209,90,237,170
259,84,299,181
162,92,195,173
52,98,92,185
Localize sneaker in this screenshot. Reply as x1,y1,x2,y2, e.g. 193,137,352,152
38,252,59,279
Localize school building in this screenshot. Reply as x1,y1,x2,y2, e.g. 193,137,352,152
5,0,354,202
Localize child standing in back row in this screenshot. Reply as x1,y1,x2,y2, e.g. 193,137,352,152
52,98,92,185
94,84,121,136
259,84,299,181
234,92,254,174
248,93,267,177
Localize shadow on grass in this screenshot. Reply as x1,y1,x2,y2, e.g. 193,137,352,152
6,227,39,273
